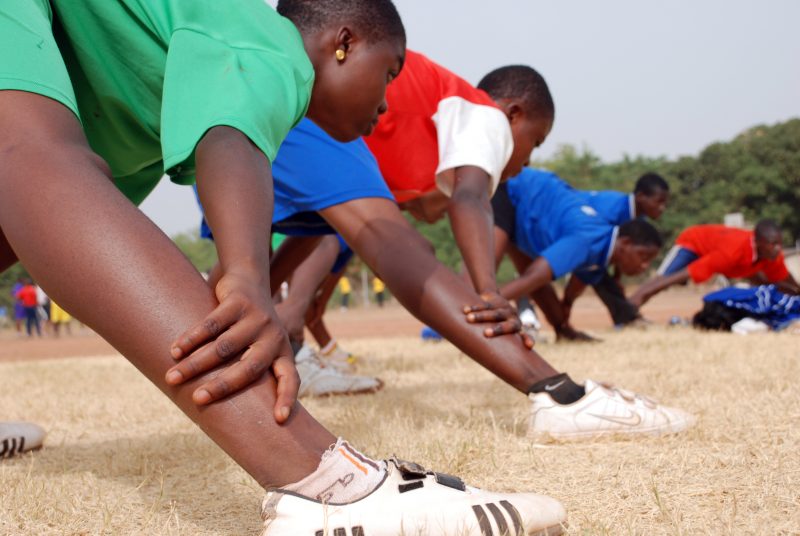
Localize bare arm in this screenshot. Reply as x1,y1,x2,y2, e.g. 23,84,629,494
629,269,691,308
448,166,497,294
499,257,555,302
321,198,557,391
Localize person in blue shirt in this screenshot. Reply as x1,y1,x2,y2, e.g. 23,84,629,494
491,168,664,339
567,173,670,328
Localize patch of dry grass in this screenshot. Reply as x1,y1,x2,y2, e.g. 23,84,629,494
2,327,799,534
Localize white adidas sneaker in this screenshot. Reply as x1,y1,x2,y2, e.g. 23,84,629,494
296,345,382,398
529,379,694,441
0,421,46,458
261,458,566,536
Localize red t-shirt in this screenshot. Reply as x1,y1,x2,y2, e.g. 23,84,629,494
364,50,513,202
15,285,38,308
676,225,789,283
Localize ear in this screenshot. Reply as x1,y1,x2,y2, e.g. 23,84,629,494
495,98,525,124
334,26,357,59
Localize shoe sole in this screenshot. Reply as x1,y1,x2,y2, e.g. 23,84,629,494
299,379,384,398
528,421,691,442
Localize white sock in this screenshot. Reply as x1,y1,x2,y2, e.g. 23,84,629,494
282,438,386,503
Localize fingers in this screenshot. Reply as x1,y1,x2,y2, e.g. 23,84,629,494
465,308,514,323
170,299,242,359
480,319,522,338
272,354,300,423
165,314,266,384
190,346,271,405
520,331,535,349
463,302,491,314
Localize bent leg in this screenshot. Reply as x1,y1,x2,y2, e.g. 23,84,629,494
322,199,558,393
0,91,334,488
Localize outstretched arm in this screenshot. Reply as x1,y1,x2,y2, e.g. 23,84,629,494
629,269,691,308
322,198,558,392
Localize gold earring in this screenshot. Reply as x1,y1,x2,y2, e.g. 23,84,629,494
335,49,346,61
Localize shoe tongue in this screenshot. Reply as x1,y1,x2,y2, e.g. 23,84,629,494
584,378,599,391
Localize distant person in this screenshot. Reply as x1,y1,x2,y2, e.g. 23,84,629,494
15,279,41,337
11,278,25,336
372,276,386,307
571,173,670,327
490,168,664,339
0,422,46,458
50,301,72,337
338,275,352,311
630,219,800,309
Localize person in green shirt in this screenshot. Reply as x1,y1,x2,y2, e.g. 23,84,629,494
0,1,568,534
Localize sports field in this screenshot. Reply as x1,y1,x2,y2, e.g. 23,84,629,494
2,289,798,535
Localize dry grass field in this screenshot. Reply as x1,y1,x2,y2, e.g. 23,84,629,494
1,297,799,535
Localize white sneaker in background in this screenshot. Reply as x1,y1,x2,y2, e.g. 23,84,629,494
261,457,566,536
295,345,382,397
731,317,770,335
529,379,694,441
0,422,46,458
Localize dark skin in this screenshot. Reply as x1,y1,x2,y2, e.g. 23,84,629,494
167,26,405,409
0,23,403,488
630,227,800,307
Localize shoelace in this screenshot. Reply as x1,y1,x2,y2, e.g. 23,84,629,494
599,382,657,408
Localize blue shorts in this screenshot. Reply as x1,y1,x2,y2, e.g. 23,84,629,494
657,245,699,276
198,117,394,238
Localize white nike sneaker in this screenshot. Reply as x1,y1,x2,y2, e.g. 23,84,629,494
0,422,46,458
318,342,359,374
296,345,382,398
529,379,694,441
261,458,566,536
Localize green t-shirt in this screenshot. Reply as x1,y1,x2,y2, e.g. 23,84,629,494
51,0,314,204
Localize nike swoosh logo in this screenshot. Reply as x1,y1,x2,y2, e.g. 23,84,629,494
587,411,642,426
544,380,566,391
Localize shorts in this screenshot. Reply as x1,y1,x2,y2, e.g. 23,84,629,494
0,1,80,119
657,245,700,276
491,181,516,242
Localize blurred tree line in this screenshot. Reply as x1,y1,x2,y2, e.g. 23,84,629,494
2,118,797,311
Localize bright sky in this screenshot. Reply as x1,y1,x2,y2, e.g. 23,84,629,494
140,0,800,236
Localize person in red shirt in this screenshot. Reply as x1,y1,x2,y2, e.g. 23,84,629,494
14,279,41,337
629,219,800,309
364,51,554,331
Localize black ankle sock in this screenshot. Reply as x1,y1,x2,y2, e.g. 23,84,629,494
528,373,586,405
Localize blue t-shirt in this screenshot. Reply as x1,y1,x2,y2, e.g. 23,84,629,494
199,117,393,238
271,118,393,235
574,190,634,226
506,168,617,284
